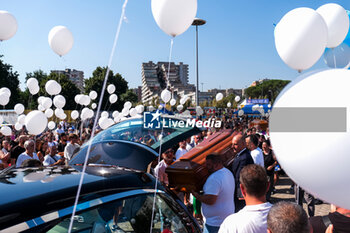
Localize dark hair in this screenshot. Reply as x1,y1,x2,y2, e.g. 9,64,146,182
267,202,309,233
206,153,222,165
247,134,259,147
263,139,271,147
239,164,268,197
21,159,42,168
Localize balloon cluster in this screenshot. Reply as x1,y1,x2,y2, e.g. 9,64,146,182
275,3,349,71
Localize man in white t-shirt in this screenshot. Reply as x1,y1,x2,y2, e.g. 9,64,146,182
64,134,80,161
43,145,65,166
191,153,235,233
219,164,272,233
175,140,188,160
16,140,40,168
246,135,264,167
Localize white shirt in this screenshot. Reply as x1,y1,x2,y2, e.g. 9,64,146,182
219,202,272,233
202,167,235,227
175,147,188,160
154,160,169,185
250,147,264,167
16,152,39,168
64,142,80,161
186,143,193,151
43,154,62,166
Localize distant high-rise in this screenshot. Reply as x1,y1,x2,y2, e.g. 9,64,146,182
141,61,195,105
51,69,84,92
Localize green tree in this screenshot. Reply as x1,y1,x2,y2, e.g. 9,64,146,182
84,67,129,111
0,55,21,109
245,79,290,103
121,89,138,104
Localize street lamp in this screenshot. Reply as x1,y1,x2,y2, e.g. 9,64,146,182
192,18,206,107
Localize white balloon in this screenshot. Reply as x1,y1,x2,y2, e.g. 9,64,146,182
107,84,116,94
196,106,203,116
227,102,232,108
0,93,9,106
124,101,132,110
14,103,25,115
161,89,171,103
129,108,137,117
270,69,350,209
54,108,64,118
238,110,244,117
53,95,66,109
37,96,45,105
14,122,22,131
158,105,163,110
151,0,197,37
170,99,176,106
80,95,90,106
114,116,121,123
25,110,48,135
29,85,39,95
26,78,39,90
0,126,11,136
216,93,223,101
18,114,26,125
47,121,56,130
59,113,66,120
89,90,97,100
80,108,89,120
180,95,189,105
122,108,129,116
317,3,349,48
0,11,17,41
91,103,97,109
42,97,53,109
177,105,183,111
112,111,120,118
109,94,118,104
135,105,144,114
45,108,54,118
101,111,109,118
38,104,45,111
48,26,74,56
323,43,350,68
148,106,155,112
0,87,11,97
74,94,82,104
274,8,328,71
45,80,61,95
71,110,79,120
235,96,241,102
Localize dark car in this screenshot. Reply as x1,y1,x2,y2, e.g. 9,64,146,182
0,117,203,233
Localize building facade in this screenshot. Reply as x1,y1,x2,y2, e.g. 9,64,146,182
51,69,84,92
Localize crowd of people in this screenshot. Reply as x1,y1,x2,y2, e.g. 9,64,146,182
1,111,350,233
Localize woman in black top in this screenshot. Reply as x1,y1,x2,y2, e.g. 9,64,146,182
262,140,277,200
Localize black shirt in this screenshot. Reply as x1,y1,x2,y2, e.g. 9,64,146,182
10,145,25,161
310,212,350,233
263,150,275,176
57,142,67,153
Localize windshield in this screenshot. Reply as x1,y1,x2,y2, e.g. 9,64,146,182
92,117,200,151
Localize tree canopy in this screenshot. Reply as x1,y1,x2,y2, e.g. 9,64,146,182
0,56,21,109
84,66,130,111
245,79,290,103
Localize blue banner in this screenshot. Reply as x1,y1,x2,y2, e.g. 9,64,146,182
247,99,269,104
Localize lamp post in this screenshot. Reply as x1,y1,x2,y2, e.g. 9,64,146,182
192,18,206,107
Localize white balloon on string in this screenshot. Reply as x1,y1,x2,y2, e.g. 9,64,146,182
48,26,74,56
177,105,183,111
47,121,56,130
71,110,79,120
170,99,176,106
101,111,109,118
89,90,98,100
45,80,61,95
91,103,97,109
14,122,22,131
45,108,54,118
161,89,171,103
107,84,116,94
0,11,18,41
0,126,11,136
124,101,132,109
109,94,118,104
14,103,25,115
25,110,48,135
216,93,223,101
235,96,241,102
18,114,26,125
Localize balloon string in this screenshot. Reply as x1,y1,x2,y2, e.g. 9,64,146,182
166,38,174,90
149,125,164,233
67,0,129,232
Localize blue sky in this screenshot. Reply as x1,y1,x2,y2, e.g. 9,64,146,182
1,0,350,91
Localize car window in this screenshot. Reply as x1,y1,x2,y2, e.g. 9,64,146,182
47,194,190,233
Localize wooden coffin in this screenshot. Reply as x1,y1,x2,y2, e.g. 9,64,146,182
165,129,237,192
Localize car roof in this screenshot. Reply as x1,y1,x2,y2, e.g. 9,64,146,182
0,166,158,230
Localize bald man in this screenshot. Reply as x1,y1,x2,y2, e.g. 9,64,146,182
231,134,254,212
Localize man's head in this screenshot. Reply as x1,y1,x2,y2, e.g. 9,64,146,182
245,134,259,151
18,135,28,146
206,153,223,174
232,134,246,154
239,164,269,200
49,145,58,156
2,140,9,150
267,202,309,233
24,140,35,154
60,133,67,142
179,140,186,149
162,149,174,165
68,133,79,144
194,134,200,144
